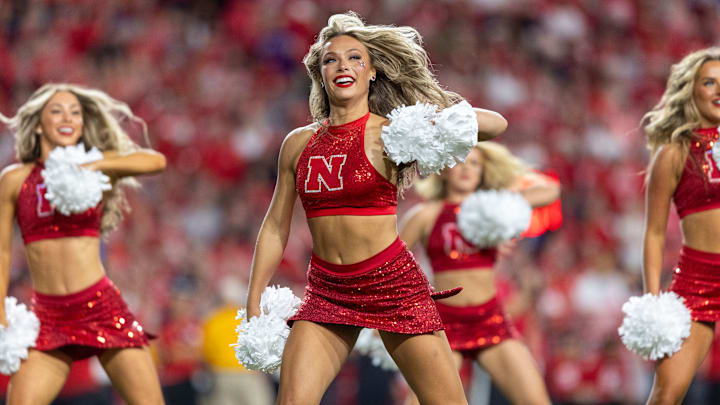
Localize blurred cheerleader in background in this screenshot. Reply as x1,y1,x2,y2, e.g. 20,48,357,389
0,84,166,405
400,141,559,405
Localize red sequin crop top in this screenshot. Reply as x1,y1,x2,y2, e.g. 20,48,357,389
426,203,497,272
295,113,397,218
16,163,102,244
673,128,720,218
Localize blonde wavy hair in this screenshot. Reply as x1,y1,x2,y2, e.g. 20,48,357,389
304,12,464,192
0,83,146,236
643,47,720,157
415,141,528,200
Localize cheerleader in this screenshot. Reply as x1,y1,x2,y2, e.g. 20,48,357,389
244,12,507,405
0,84,166,404
641,47,720,404
400,142,558,405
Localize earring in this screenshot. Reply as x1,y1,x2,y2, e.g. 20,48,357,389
370,75,376,81
321,82,325,88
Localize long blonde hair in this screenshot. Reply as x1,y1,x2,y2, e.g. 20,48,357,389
304,12,464,192
643,47,720,157
0,83,146,235
415,141,528,200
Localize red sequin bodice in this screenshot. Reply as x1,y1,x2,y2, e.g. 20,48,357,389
673,128,720,218
16,163,102,244
295,113,397,218
426,203,497,273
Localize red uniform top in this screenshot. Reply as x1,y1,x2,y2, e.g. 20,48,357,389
426,202,497,272
673,128,720,218
295,113,397,218
16,163,102,244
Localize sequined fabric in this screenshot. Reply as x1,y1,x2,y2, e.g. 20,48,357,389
32,277,151,360
289,238,445,333
16,163,101,244
435,297,520,358
673,128,720,218
295,112,397,218
427,202,497,272
669,246,720,322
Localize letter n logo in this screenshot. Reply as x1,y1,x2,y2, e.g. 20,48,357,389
305,155,347,193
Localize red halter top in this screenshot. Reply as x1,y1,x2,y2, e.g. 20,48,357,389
295,113,397,218
426,202,497,273
673,128,720,218
16,163,102,244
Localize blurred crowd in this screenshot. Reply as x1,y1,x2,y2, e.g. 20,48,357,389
0,0,719,404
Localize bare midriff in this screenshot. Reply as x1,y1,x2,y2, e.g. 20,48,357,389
681,209,720,253
434,268,496,306
24,236,105,295
307,214,398,265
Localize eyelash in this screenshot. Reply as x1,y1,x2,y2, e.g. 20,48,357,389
323,55,362,64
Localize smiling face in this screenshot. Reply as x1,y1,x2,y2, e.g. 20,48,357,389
320,35,376,105
445,148,483,195
37,91,84,153
693,60,720,127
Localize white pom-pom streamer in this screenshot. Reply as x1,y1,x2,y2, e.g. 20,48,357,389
42,144,111,215
381,101,478,176
0,297,40,375
260,285,302,321
457,190,532,248
712,126,720,168
434,101,478,164
618,292,691,361
354,328,398,371
233,286,301,373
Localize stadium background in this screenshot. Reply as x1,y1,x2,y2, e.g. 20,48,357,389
0,0,718,404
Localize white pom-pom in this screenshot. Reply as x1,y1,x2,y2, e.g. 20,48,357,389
712,126,720,168
233,286,301,373
457,190,532,248
434,101,478,165
381,102,443,175
0,297,40,375
260,286,302,321
354,328,398,371
42,144,111,215
381,101,478,176
618,292,691,361
234,314,290,373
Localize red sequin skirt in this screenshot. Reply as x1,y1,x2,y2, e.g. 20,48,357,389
32,277,151,359
669,246,720,322
436,296,520,358
289,237,445,334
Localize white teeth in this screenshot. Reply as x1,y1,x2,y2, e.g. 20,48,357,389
335,77,353,84
58,127,73,134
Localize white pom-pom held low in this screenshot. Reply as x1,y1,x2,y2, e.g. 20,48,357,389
381,101,478,176
0,297,40,375
42,144,112,215
618,291,691,361
457,190,532,248
233,286,301,373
